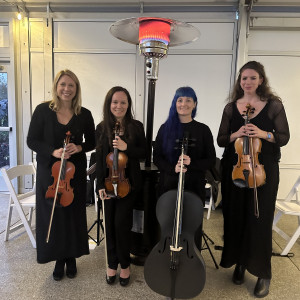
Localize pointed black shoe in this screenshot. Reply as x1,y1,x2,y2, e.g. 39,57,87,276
254,278,270,298
53,259,65,281
66,257,77,278
119,276,130,287
106,275,116,284
232,264,246,285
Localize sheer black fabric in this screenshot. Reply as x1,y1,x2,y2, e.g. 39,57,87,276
217,99,289,279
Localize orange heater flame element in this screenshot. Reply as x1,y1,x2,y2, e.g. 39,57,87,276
139,20,171,45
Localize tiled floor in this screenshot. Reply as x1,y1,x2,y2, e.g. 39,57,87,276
0,193,299,300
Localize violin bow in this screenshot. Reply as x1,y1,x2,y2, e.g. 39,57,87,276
46,132,70,243
246,104,260,218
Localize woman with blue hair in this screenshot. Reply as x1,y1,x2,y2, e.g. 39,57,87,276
153,86,216,249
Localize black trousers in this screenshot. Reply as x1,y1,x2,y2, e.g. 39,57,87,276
104,194,134,269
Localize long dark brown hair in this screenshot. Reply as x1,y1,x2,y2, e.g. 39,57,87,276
97,86,134,149
230,61,281,103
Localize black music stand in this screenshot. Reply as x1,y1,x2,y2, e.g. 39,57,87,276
202,231,219,269
87,195,104,246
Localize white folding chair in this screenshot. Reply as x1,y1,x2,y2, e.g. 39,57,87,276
1,163,36,248
272,176,300,256
204,183,215,219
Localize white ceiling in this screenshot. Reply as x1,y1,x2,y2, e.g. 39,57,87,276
1,0,300,13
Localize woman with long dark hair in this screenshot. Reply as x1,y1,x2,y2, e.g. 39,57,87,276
217,61,290,298
95,86,146,286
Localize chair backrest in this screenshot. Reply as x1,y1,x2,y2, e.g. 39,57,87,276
285,176,300,202
1,164,36,199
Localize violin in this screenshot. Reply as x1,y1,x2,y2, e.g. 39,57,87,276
45,131,75,242
232,104,266,217
104,122,130,198
144,135,206,299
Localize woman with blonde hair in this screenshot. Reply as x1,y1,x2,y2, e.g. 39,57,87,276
27,69,95,280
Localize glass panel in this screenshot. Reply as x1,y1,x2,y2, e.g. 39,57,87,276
0,72,9,168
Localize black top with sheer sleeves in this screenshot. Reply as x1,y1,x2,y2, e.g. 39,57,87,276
217,99,290,162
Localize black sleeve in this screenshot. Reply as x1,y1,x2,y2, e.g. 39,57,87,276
95,123,108,191
188,125,216,172
268,100,290,147
81,109,96,153
217,103,233,148
27,103,55,159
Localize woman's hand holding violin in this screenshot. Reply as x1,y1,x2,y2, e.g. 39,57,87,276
52,143,82,160
231,123,274,143
66,143,82,155
52,148,71,159
113,136,127,151
230,126,246,143
99,189,111,200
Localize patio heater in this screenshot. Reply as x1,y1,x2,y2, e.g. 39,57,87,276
110,17,200,263
110,17,200,168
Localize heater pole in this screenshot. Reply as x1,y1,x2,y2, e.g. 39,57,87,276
145,79,156,168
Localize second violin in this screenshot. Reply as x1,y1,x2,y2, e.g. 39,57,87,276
105,122,130,198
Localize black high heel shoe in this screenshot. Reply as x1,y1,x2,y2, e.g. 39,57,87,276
66,257,77,278
106,274,116,284
53,259,65,281
232,264,246,285
119,276,130,287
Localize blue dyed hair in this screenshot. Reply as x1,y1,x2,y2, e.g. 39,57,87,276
162,87,198,164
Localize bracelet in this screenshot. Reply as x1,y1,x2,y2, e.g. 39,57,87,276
266,132,272,139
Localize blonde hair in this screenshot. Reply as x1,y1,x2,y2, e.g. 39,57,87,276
49,69,82,115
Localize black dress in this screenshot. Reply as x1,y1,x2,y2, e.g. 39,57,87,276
217,99,289,279
27,102,95,263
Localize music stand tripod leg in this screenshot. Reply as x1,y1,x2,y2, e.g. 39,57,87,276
88,197,104,246
202,231,219,269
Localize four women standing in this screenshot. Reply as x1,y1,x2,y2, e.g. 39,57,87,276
26,61,290,298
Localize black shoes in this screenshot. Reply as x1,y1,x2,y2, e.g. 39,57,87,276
53,258,77,280
254,278,270,298
66,257,77,279
53,259,65,281
119,276,130,287
231,265,270,297
232,264,246,285
106,275,117,284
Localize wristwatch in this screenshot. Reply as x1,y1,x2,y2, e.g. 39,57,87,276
266,132,272,139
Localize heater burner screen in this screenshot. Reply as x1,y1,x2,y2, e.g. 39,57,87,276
139,20,171,45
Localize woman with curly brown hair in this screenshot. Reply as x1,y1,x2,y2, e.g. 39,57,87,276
217,61,290,298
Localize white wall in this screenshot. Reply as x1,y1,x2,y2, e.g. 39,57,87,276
248,23,300,196
2,9,300,195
